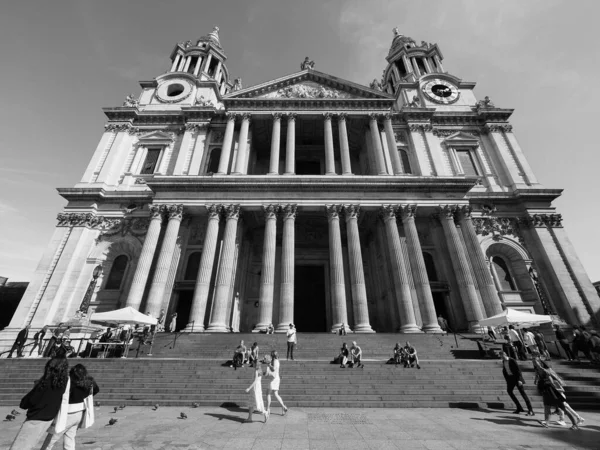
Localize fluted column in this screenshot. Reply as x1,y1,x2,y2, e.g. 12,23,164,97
126,205,163,310
145,205,184,317
368,114,388,175
233,113,251,174
344,205,373,332
184,204,223,331
254,205,279,331
268,113,282,175
170,54,181,72
383,113,403,175
399,205,442,332
458,206,503,317
437,205,484,331
324,113,336,175
327,205,349,332
207,205,241,332
217,113,237,175
277,204,297,331
284,113,296,175
379,205,420,332
338,114,352,175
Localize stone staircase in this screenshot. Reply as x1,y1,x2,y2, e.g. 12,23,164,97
0,333,598,410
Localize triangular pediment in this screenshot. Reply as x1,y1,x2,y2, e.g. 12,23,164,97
137,130,175,145
441,131,480,146
225,70,393,101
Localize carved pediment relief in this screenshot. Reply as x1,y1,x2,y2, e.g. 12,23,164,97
258,81,354,99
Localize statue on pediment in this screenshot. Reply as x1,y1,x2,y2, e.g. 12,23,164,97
407,95,420,107
300,56,315,70
123,94,139,107
197,95,215,107
369,79,382,91
233,78,243,91
476,96,495,110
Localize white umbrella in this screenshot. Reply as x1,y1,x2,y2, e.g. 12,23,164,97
478,308,552,329
90,307,157,326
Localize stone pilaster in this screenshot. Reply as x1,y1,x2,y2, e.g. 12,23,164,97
254,204,279,331
327,205,349,331
379,205,420,332
126,205,163,310
184,204,223,332
217,113,237,175
368,114,388,175
383,114,403,175
338,114,352,175
277,204,296,331
437,205,484,331
343,205,374,332
284,113,296,175
145,205,184,317
207,204,241,332
458,206,503,317
399,205,442,332
324,113,336,175
268,113,282,175
233,113,251,175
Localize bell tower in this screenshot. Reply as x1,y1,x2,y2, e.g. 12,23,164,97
382,27,446,96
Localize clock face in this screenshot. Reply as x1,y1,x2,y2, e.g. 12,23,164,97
422,79,460,104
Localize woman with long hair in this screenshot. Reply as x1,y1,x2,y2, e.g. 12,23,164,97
245,362,267,423
10,358,70,450
264,351,288,417
40,363,100,449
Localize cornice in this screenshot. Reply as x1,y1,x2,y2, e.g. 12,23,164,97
57,187,154,203
223,98,394,110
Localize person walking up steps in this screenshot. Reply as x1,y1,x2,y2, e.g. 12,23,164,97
7,325,30,358
265,351,288,417
30,326,48,357
286,323,297,361
245,362,267,423
501,351,534,416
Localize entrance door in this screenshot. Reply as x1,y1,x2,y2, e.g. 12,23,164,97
294,265,326,332
432,291,450,327
175,290,193,332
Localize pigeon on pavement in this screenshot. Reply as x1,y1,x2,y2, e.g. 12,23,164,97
180,412,187,419
192,402,199,408
108,418,118,426
5,414,16,421
10,410,20,415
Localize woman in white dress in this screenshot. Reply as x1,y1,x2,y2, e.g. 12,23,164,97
245,362,267,423
265,351,288,416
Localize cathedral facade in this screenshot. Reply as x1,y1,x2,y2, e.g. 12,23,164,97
5,27,600,337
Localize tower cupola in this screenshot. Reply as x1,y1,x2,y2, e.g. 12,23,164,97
382,27,446,96
167,26,233,95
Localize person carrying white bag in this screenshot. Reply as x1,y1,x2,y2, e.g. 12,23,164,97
41,363,99,450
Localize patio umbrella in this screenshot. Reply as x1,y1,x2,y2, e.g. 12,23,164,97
90,307,158,326
478,308,552,329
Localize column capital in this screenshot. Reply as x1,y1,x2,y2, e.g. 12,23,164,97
240,112,252,123
368,113,382,122
378,204,398,221
263,204,280,220
206,204,223,220
225,112,238,122
437,205,458,220
149,204,163,220
281,204,297,220
383,112,396,121
343,204,360,220
271,112,283,121
458,205,473,219
399,204,417,219
165,204,184,221
337,112,348,122
286,113,297,121
224,204,241,220
323,112,334,121
326,204,343,220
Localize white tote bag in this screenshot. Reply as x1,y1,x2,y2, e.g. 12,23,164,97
54,378,71,433
80,388,95,429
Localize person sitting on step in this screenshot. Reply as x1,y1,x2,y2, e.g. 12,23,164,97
349,341,364,368
393,342,404,367
403,341,421,369
266,323,274,334
232,340,247,369
338,342,349,368
248,342,259,368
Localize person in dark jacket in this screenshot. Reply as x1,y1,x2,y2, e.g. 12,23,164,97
40,363,99,449
29,326,49,357
7,325,30,358
501,351,534,416
553,325,574,360
9,357,69,450
44,326,63,358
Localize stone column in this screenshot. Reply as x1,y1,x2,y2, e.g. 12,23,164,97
434,55,444,72
284,113,296,175
368,114,388,175
202,53,212,73
344,205,373,332
217,113,237,175
268,113,282,175
126,205,163,310
193,56,203,76
379,205,421,332
254,205,279,331
183,56,192,72
399,205,442,332
171,54,181,72
383,114,403,175
277,204,296,331
327,205,349,332
324,113,336,175
184,204,223,331
207,205,241,332
145,205,184,317
338,114,352,175
437,205,484,331
458,207,503,317
233,113,251,175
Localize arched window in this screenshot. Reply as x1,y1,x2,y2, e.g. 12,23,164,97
184,252,202,280
399,149,412,174
423,252,438,281
105,255,128,290
491,256,517,291
207,148,221,174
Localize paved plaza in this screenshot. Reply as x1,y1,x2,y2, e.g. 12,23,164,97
1,406,598,450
